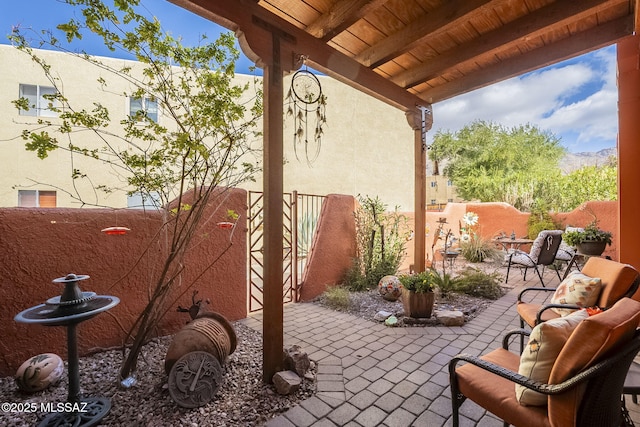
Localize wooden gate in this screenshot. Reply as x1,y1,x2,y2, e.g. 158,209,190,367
247,191,325,312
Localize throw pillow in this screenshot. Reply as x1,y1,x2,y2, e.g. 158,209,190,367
549,272,602,316
516,309,589,406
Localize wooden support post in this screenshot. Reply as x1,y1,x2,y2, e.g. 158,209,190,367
617,34,640,267
406,109,430,273
262,32,284,383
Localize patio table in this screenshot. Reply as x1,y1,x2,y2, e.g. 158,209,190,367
492,237,534,252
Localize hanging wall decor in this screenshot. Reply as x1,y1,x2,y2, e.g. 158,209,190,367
286,65,327,165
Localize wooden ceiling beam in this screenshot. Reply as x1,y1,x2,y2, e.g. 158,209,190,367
355,0,500,68
305,0,390,42
635,0,640,33
393,0,619,89
169,0,428,111
418,14,634,103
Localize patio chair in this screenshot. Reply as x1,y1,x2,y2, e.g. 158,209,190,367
505,230,563,287
517,257,640,330
449,298,640,427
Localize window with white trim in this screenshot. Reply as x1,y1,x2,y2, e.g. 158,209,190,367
129,96,158,122
18,84,59,117
18,190,57,207
127,191,161,210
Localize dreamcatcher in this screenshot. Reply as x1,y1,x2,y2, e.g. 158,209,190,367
286,64,327,165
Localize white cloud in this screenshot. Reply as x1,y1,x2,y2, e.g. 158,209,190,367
428,46,618,153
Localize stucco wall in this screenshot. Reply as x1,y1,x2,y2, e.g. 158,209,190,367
299,194,356,301
0,45,416,211
401,201,619,271
0,188,247,376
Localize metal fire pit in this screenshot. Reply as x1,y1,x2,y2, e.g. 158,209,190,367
15,273,119,427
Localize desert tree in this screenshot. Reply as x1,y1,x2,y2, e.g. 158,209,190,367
10,0,262,383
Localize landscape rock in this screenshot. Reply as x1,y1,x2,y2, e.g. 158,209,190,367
384,315,398,326
272,370,301,395
374,310,393,322
436,310,465,326
283,345,310,377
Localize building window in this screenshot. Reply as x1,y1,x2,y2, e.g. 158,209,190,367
430,181,437,188
430,199,436,205
447,180,453,186
129,96,158,122
18,190,57,207
127,191,161,209
448,198,453,202
18,84,59,117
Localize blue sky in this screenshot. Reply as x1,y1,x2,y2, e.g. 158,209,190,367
2,0,617,153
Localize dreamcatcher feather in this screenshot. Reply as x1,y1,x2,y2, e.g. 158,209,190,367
286,66,327,166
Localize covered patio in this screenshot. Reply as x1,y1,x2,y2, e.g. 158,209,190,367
170,0,640,382
244,265,640,426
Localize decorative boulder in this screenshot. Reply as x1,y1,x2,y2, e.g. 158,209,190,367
15,353,64,392
378,275,402,301
283,345,311,377
273,370,301,395
436,310,465,326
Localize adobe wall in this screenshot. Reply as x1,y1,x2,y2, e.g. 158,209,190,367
299,194,356,301
0,188,247,376
401,200,619,271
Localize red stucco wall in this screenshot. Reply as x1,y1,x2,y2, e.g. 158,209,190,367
299,194,356,301
0,188,247,376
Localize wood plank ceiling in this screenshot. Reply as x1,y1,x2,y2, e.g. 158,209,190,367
173,0,638,111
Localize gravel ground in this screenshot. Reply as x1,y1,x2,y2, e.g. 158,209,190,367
314,285,497,326
0,323,316,427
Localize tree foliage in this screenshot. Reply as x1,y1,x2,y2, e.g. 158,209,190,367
429,120,616,212
546,159,617,212
10,0,262,383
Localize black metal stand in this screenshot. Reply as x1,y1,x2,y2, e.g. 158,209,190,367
38,323,111,427
14,274,119,427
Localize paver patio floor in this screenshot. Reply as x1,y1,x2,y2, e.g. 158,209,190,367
240,266,640,427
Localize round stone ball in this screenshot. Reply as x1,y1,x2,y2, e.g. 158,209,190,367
378,275,402,301
15,353,64,392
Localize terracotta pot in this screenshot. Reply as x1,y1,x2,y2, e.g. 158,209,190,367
402,289,435,318
164,311,237,374
577,241,607,256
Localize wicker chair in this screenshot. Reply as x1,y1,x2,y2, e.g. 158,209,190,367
517,257,640,329
449,298,640,427
505,230,563,287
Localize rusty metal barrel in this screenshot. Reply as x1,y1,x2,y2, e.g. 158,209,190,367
164,311,237,374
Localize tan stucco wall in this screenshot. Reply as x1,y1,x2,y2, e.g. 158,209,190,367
0,45,416,211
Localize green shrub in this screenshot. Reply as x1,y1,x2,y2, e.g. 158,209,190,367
344,195,410,291
527,207,560,239
430,268,460,298
321,286,351,311
459,235,500,263
454,267,504,300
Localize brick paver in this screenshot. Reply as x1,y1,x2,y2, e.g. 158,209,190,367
251,267,640,426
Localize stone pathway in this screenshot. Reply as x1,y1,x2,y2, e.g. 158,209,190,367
240,268,640,426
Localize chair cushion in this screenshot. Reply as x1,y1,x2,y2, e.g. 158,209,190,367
581,257,639,308
547,298,640,426
510,251,536,267
516,310,589,406
456,348,550,427
517,301,561,328
549,272,602,316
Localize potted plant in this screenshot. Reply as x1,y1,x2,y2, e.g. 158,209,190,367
563,221,613,256
398,270,436,318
